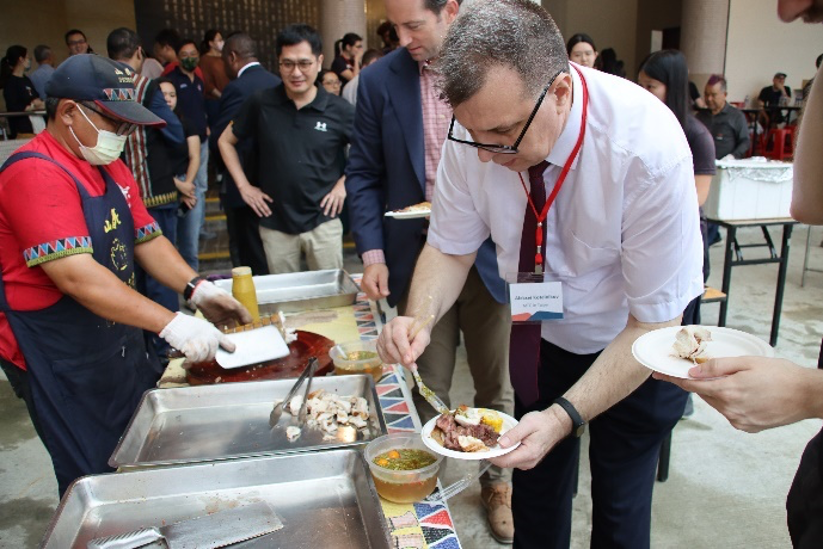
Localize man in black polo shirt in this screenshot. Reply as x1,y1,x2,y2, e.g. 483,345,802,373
218,24,353,274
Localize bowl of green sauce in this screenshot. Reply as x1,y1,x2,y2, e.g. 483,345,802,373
364,433,443,503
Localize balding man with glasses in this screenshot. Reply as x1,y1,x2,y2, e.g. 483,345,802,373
377,1,704,547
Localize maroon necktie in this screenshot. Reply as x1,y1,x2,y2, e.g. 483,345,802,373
508,161,550,407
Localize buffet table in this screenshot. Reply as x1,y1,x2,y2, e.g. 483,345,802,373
159,275,461,549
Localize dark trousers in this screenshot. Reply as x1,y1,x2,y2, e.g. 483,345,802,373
136,204,178,363
0,358,46,444
512,339,688,549
787,429,823,548
225,204,269,276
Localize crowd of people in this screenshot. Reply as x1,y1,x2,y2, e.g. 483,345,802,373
0,0,820,548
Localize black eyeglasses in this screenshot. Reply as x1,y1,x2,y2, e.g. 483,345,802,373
279,59,316,72
78,102,138,137
447,69,564,155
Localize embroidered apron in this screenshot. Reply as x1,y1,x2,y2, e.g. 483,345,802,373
0,152,159,496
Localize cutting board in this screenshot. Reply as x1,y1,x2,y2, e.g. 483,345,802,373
186,330,334,385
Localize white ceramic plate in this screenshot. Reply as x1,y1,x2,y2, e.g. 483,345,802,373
632,325,774,379
384,208,431,220
215,325,290,369
421,408,520,460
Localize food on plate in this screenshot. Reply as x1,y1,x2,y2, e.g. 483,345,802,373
431,405,502,452
394,201,431,213
283,389,371,436
672,327,712,364
373,448,438,470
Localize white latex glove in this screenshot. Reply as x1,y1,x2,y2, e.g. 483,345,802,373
189,280,253,329
721,154,736,161
159,312,236,363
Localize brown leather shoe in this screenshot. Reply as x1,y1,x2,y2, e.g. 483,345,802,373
481,483,514,544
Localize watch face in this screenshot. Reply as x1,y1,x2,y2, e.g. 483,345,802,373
574,424,586,438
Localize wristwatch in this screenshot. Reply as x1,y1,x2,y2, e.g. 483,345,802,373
553,396,586,438
183,276,206,301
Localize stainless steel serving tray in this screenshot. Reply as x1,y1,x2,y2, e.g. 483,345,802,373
42,450,391,548
110,375,387,469
214,269,359,314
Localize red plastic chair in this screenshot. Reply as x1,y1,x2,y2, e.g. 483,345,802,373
746,131,765,157
764,127,795,160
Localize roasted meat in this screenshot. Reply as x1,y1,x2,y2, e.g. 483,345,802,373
434,411,500,452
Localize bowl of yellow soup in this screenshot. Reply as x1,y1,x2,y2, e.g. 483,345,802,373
330,340,384,383
364,433,443,503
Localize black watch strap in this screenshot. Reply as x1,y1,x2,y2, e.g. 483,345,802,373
183,276,206,301
553,396,586,438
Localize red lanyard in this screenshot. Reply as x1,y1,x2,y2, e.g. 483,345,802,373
518,65,589,274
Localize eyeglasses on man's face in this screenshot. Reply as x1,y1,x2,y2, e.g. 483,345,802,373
447,69,564,155
78,102,138,137
279,59,317,72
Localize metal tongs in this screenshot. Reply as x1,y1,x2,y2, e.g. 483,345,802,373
268,357,317,427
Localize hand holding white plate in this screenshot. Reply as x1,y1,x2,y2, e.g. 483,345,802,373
632,325,774,379
384,202,431,220
420,409,520,460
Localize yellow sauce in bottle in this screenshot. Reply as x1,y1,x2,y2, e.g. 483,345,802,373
231,266,259,321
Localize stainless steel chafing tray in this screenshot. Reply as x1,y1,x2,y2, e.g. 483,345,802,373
42,450,392,548
214,269,360,314
110,375,387,470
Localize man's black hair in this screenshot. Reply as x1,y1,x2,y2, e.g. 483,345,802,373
276,24,322,58
107,27,141,60
154,28,181,52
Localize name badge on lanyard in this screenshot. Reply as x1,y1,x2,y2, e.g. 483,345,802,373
507,272,564,323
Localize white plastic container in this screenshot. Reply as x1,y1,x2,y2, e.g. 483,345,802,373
704,158,794,220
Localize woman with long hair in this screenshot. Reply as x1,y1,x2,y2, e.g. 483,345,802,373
331,32,363,87
637,49,715,326
199,29,229,100
1,45,44,138
566,33,599,68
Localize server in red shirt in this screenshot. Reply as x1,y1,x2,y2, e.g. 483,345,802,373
0,55,251,496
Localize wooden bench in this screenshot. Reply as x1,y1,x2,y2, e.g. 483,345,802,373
701,286,727,304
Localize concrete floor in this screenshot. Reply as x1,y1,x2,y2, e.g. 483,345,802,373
0,224,821,548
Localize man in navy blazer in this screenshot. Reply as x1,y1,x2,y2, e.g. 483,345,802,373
345,0,515,542
210,32,281,275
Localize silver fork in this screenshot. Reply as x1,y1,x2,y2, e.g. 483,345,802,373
424,460,492,502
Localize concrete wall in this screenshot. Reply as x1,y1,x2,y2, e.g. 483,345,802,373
634,0,684,74
543,0,640,78
725,0,822,103
0,0,135,67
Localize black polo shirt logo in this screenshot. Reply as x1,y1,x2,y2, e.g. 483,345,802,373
314,121,328,132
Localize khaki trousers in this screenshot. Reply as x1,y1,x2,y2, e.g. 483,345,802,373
400,265,514,485
259,218,343,274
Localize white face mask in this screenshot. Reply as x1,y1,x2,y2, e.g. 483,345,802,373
69,105,128,165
